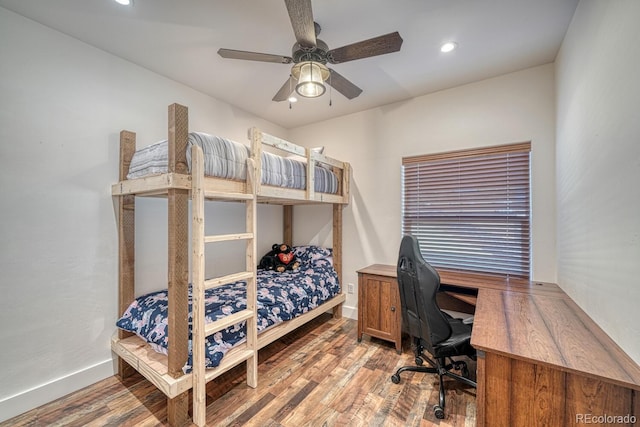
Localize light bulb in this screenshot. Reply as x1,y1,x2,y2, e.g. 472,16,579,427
440,42,457,53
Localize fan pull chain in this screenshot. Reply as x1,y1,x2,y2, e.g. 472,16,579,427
329,70,333,107
289,74,293,109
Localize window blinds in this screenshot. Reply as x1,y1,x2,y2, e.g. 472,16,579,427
402,142,531,278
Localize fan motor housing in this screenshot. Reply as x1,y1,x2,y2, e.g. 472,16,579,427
292,39,329,64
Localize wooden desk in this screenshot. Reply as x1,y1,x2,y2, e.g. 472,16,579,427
358,264,640,425
473,288,640,426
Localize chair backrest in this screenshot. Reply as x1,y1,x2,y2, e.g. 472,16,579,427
397,235,452,354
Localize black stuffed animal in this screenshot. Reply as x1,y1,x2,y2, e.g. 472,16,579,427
259,243,300,272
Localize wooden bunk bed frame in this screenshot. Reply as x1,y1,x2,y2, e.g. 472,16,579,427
111,103,350,426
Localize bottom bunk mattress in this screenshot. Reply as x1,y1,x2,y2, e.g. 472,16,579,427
116,245,340,373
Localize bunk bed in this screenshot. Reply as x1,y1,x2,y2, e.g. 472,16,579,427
111,103,350,427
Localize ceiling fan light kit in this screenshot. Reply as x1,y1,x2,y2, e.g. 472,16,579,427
217,0,403,103
292,61,330,98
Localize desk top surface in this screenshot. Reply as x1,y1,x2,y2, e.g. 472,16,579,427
357,263,564,296
472,288,640,390
357,263,640,390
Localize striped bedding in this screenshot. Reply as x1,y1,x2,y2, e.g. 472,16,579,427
126,132,339,194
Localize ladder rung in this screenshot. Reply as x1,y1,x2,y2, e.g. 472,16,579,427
204,271,254,290
204,191,254,200
205,309,254,337
203,346,255,382
204,233,253,243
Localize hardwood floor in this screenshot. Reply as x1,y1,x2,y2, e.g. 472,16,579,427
3,315,476,427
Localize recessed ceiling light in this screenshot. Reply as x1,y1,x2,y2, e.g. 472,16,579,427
440,42,457,53
114,0,132,5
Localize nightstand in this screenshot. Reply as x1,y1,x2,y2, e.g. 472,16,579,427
356,264,402,353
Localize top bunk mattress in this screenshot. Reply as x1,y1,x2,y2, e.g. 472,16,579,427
126,132,338,194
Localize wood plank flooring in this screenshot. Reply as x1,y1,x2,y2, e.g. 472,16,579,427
3,315,476,426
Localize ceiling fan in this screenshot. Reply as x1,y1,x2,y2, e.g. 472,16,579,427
217,0,403,102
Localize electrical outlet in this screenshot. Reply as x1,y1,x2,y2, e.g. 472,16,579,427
347,283,355,294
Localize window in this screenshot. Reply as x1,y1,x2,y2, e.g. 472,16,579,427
402,142,531,278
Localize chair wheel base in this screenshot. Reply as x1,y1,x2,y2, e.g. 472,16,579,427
390,374,401,384
434,405,445,419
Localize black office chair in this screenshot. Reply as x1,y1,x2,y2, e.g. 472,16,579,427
390,235,477,419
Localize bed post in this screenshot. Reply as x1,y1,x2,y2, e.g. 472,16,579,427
283,205,293,246
249,127,263,196
167,103,190,426
342,163,351,205
306,149,315,201
332,203,343,319
117,130,137,379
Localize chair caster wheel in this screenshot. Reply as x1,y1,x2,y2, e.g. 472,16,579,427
461,365,470,378
454,361,469,378
434,405,445,419
415,357,423,366
391,374,401,384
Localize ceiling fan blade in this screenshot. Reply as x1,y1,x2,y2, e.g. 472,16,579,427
218,48,292,64
327,69,363,99
273,75,298,102
284,0,316,48
327,31,403,64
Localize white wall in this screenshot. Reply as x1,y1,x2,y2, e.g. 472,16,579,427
0,8,288,421
289,64,557,313
555,0,640,364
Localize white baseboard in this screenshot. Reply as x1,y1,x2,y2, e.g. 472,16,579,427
0,359,115,423
342,304,357,320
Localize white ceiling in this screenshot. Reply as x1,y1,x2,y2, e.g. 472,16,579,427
0,0,579,129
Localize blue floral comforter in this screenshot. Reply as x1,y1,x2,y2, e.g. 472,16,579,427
116,246,340,373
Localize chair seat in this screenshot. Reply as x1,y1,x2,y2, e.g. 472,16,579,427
431,317,475,359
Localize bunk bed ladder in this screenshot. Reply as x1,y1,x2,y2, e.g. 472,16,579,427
190,145,258,427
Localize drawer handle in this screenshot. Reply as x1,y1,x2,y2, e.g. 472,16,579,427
390,306,396,312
